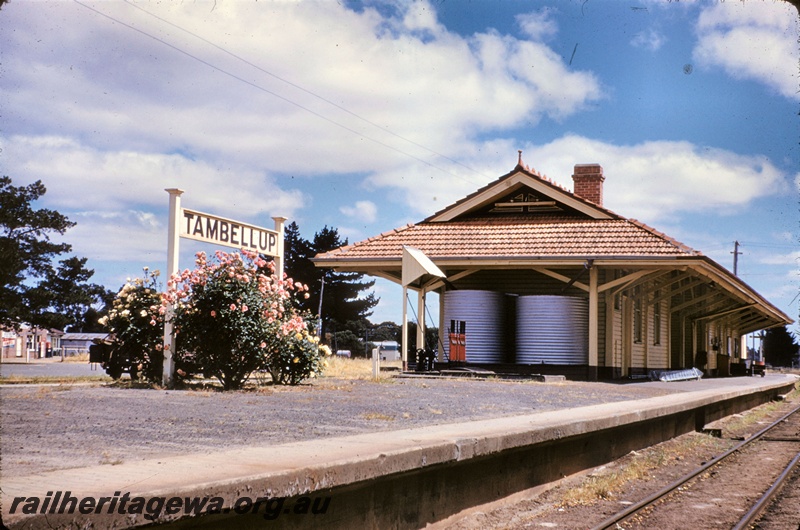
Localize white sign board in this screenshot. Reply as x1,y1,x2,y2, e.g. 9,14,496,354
181,208,280,258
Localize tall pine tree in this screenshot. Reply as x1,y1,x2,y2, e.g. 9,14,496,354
280,223,378,337
283,221,316,311
313,226,378,327
763,326,799,367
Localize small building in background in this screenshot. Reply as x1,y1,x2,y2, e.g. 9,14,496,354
1,326,65,361
61,333,112,357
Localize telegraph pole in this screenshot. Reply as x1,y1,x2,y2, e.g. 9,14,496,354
317,275,325,339
731,240,742,276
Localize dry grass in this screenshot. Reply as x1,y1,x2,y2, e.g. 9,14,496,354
362,412,395,421
0,375,108,385
36,385,74,396
62,353,91,363
320,356,401,381
3,385,78,399
99,451,123,466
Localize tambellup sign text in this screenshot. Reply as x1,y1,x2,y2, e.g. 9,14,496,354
181,208,280,257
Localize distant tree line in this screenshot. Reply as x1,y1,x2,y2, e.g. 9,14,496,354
0,176,108,332
763,326,800,367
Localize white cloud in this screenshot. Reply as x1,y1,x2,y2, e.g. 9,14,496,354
524,135,789,223
0,0,604,270
516,9,559,41
693,1,799,100
0,0,602,176
630,28,666,51
66,210,166,263
340,201,378,223
2,135,305,220
370,134,790,224
758,251,800,267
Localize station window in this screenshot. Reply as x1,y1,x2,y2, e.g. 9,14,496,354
633,287,642,344
653,291,661,346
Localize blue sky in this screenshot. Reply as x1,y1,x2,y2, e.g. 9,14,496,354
1,0,797,334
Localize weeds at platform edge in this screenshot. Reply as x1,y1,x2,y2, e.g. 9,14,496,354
557,388,800,508
559,432,729,507
722,384,800,434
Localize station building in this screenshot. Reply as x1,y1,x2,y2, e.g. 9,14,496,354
313,156,791,380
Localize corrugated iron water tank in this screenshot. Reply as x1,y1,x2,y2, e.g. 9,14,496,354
516,295,588,365
443,290,506,363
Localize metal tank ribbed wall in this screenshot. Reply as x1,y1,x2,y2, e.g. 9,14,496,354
516,295,588,365
443,290,506,363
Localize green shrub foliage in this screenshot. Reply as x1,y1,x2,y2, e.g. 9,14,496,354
100,268,164,382
164,250,327,389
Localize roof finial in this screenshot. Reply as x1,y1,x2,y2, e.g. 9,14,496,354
518,150,523,167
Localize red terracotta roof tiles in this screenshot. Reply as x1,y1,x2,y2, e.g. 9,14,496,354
316,215,701,261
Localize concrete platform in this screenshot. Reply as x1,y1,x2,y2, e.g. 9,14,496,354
2,374,797,529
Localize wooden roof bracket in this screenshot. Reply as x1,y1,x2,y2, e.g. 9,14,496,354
560,259,593,293
531,266,589,292
426,269,479,291
599,269,655,296
693,303,759,323
671,291,723,313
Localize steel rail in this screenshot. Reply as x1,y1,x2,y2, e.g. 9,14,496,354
731,451,800,530
589,401,800,530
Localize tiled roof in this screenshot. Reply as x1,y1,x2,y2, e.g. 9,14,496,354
315,215,701,261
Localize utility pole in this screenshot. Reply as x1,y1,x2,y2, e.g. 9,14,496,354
731,240,742,276
317,275,325,339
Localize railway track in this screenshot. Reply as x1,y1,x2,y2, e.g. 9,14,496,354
591,401,800,530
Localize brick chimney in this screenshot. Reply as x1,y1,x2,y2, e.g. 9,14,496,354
572,164,605,207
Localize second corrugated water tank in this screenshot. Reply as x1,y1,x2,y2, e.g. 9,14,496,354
516,295,588,365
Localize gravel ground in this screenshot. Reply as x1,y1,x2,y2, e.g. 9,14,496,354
1,376,676,477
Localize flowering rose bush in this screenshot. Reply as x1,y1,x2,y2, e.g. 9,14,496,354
99,268,164,382
269,330,332,385
164,250,325,389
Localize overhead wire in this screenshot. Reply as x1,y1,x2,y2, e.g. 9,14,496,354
122,0,491,185
73,0,489,187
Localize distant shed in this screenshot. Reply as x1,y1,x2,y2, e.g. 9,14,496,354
61,333,111,356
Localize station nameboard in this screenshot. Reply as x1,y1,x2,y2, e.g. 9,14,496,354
180,208,280,258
